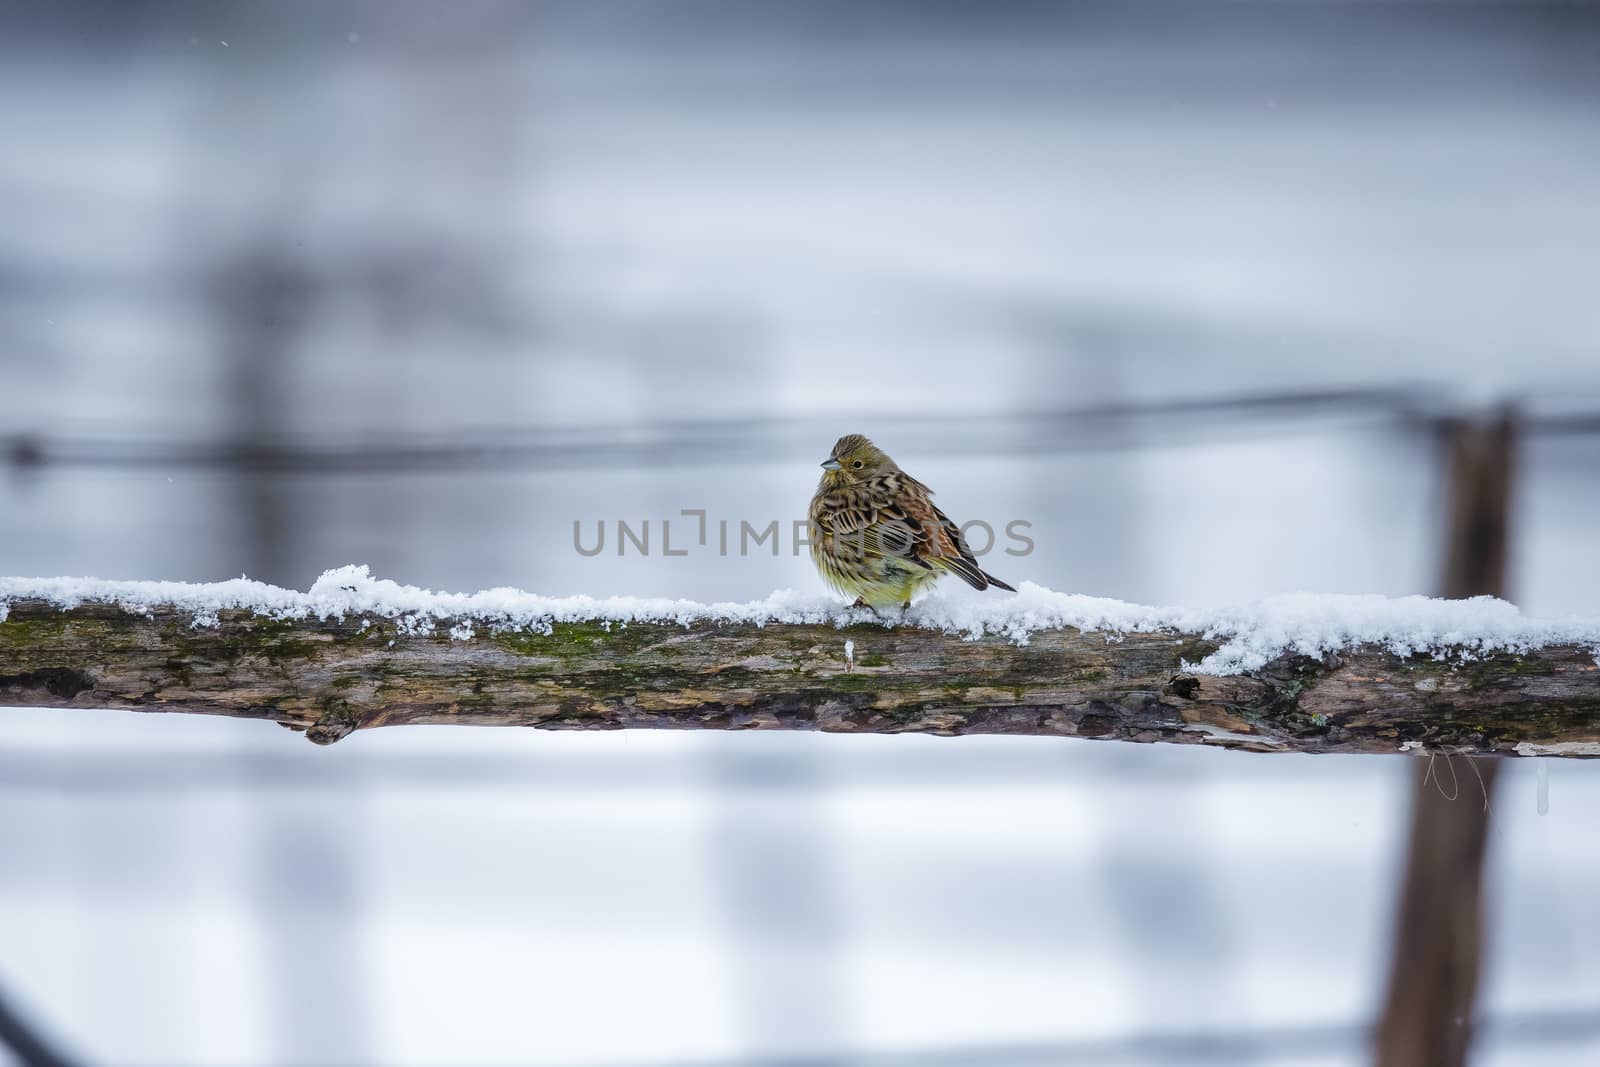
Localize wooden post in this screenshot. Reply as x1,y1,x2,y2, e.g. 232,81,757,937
1374,412,1516,1067
0,989,80,1067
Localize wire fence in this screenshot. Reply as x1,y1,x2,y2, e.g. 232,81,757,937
7,386,1599,478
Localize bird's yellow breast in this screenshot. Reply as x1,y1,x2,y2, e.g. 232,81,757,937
810,537,942,608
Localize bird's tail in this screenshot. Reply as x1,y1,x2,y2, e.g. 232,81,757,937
982,571,1017,593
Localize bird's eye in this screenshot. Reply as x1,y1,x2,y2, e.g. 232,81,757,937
851,460,864,469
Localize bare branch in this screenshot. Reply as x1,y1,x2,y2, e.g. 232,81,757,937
3,599,1597,751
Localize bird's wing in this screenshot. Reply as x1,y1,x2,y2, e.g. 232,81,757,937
814,473,1015,593
814,484,933,569
894,477,993,591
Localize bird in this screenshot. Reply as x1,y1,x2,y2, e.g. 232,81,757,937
809,433,1016,609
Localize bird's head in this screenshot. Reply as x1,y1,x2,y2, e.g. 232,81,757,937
820,434,896,484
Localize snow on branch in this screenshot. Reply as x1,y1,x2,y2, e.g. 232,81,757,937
3,566,1599,753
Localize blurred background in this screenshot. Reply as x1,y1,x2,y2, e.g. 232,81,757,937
3,1,1600,1064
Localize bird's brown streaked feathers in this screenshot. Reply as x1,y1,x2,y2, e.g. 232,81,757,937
810,434,1016,607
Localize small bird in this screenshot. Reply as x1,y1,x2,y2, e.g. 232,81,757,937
809,434,1016,609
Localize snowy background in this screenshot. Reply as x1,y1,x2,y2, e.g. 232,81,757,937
3,1,1600,1064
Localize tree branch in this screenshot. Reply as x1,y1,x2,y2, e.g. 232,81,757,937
3,598,1598,752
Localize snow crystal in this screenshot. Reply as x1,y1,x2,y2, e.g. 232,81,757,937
3,565,1599,677
395,614,435,638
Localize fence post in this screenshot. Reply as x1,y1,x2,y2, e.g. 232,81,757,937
1374,410,1517,1067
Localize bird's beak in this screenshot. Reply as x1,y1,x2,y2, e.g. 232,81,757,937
820,458,842,470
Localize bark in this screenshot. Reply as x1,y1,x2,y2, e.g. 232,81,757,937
2,599,1597,750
